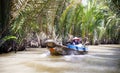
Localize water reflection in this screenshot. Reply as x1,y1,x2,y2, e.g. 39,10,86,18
0,46,120,73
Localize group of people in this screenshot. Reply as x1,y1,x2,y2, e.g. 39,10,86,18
66,37,89,52
67,37,89,45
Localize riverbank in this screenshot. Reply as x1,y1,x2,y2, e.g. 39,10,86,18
0,45,120,73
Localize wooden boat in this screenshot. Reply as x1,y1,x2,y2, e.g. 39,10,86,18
45,40,88,55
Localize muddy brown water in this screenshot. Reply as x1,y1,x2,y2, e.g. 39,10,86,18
0,45,120,73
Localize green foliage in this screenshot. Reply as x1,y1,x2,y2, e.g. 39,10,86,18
0,35,17,47
106,0,120,17
10,0,52,44
2,35,17,42
2,0,119,47
58,0,120,44
59,2,84,37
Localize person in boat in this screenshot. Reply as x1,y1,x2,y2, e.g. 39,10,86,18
67,37,87,51
45,39,88,55
72,37,81,45
67,37,80,50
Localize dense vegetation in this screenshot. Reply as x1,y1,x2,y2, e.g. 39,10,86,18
0,0,120,53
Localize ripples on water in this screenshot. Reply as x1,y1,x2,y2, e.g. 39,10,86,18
0,45,120,73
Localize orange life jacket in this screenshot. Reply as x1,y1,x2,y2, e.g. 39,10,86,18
49,48,55,53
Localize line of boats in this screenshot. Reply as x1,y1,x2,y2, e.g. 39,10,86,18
45,38,88,56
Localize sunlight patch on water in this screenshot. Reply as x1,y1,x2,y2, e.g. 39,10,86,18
39,52,50,58
63,55,86,61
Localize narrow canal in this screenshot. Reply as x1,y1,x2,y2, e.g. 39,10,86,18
0,45,120,73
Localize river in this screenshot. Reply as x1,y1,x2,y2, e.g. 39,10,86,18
0,45,120,73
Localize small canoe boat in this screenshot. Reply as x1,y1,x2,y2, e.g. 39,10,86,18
45,40,88,55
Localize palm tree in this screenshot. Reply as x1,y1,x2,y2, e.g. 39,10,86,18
58,0,120,44
58,0,105,44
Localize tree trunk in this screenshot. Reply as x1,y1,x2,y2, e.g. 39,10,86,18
0,0,11,37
